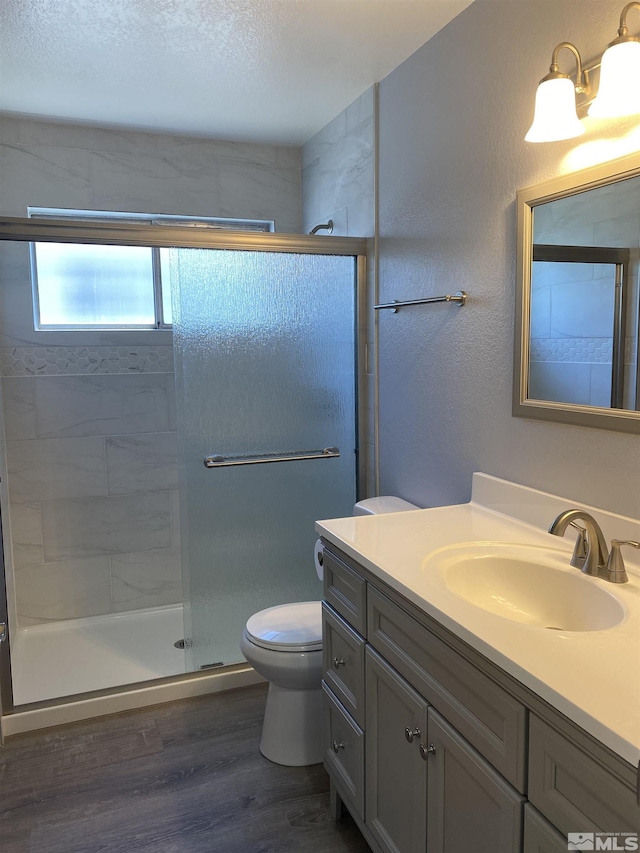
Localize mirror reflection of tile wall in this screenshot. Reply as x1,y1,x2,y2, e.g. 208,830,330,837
531,177,640,410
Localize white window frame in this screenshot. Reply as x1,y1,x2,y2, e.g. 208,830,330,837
28,208,275,331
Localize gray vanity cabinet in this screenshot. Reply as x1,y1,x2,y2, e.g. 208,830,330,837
366,647,428,853
321,542,640,853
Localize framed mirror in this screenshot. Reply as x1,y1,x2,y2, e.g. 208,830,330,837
514,152,640,434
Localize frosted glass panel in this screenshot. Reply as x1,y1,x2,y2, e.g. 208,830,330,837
34,243,155,326
172,249,357,670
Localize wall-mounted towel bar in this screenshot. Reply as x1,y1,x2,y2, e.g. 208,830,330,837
374,290,467,312
204,447,340,468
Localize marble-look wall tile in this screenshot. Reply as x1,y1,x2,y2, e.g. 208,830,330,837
34,373,171,438
301,109,348,169
106,432,178,495
593,214,640,250
276,147,301,170
302,119,374,224
157,135,278,169
17,119,160,157
7,436,107,503
41,491,172,562
1,377,37,440
0,144,92,217
170,489,181,550
111,547,182,612
529,361,592,406
590,364,613,407
346,88,375,134
550,280,615,338
10,502,44,569
0,240,30,283
89,151,221,216
0,115,19,144
15,556,112,623
0,279,42,347
166,374,177,431
346,193,375,238
219,165,301,233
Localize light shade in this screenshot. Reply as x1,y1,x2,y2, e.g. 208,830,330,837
588,40,640,117
525,77,585,143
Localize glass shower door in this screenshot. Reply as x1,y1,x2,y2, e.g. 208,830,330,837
171,248,358,670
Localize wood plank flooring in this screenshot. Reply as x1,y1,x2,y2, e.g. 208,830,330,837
0,684,371,853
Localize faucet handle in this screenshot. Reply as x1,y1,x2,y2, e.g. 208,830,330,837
601,539,639,584
569,521,588,569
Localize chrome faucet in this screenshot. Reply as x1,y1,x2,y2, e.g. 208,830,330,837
549,510,609,578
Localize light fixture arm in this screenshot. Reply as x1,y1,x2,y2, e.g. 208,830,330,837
542,41,590,95
612,1,640,43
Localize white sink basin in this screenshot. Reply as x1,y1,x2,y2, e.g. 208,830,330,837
432,543,625,632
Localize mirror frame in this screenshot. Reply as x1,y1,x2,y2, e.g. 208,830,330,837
514,151,640,435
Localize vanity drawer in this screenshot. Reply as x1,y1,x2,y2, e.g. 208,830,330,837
367,585,527,791
323,546,367,636
528,715,640,834
322,681,365,821
322,602,365,727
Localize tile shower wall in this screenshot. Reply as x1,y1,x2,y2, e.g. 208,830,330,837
301,87,376,493
0,114,302,626
531,177,640,410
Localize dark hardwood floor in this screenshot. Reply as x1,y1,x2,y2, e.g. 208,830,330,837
0,684,371,853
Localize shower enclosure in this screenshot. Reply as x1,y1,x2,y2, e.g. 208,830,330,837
0,218,366,717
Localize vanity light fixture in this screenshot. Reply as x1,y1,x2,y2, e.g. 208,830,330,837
526,2,640,142
525,42,588,143
588,1,640,118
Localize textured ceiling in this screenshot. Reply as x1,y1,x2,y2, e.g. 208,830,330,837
0,0,473,144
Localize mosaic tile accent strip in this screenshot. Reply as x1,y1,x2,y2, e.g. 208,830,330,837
0,346,174,376
530,338,613,364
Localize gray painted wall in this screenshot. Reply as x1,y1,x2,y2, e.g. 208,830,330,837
377,0,640,517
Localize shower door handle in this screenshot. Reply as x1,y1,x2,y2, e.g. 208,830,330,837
204,447,340,468
0,622,5,642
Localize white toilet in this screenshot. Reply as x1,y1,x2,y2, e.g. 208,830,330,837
240,496,418,766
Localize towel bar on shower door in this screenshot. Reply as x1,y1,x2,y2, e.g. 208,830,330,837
204,447,340,468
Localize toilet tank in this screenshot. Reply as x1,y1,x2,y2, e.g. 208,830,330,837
353,496,418,515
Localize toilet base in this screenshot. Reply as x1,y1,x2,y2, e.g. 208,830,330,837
259,682,323,766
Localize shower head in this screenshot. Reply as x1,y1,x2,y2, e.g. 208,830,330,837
308,220,334,235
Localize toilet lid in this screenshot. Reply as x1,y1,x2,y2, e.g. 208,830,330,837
245,601,322,652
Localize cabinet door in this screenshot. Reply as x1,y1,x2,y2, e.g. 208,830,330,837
523,804,567,853
427,709,524,853
366,647,428,853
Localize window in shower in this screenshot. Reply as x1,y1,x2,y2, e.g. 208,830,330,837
28,209,274,331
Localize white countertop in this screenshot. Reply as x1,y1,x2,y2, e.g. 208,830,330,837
316,474,640,767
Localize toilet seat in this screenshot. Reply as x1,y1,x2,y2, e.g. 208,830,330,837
245,601,322,652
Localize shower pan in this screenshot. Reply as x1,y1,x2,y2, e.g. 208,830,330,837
0,218,366,723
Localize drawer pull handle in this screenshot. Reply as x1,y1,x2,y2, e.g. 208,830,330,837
332,657,346,669
420,743,436,760
332,740,345,753
405,727,421,743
